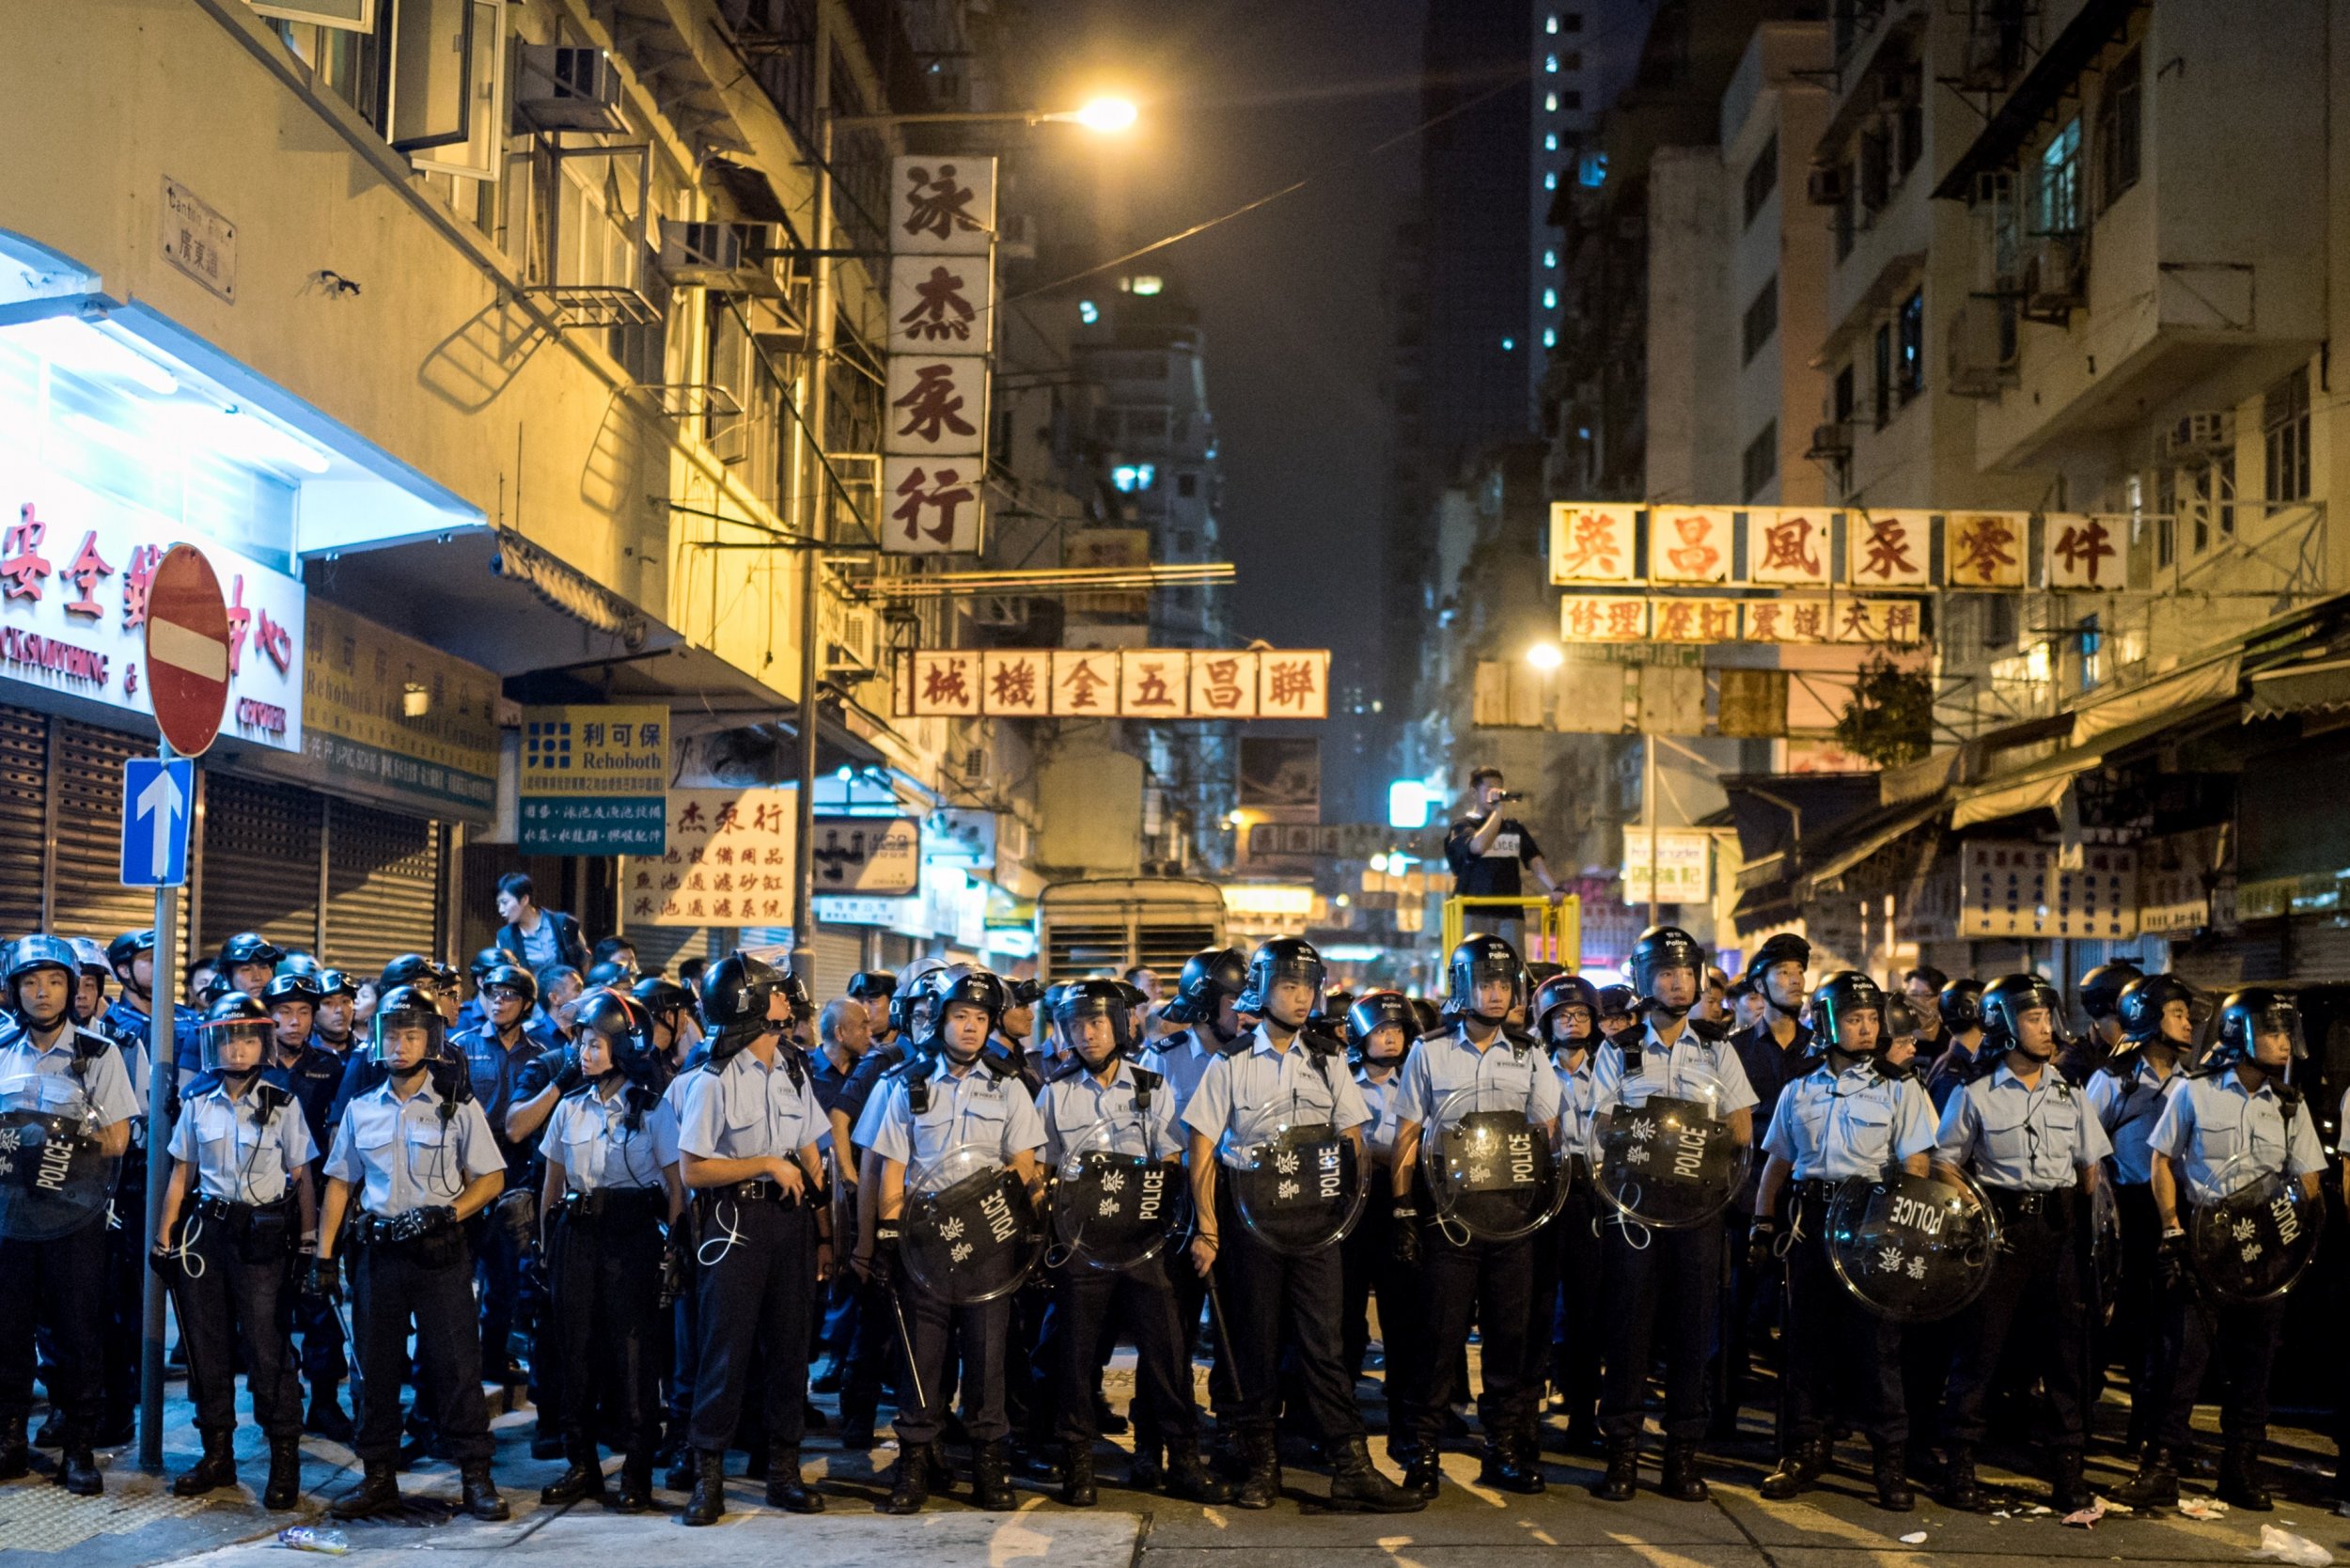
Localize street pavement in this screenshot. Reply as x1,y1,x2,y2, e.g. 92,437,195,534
6,1362,2345,1568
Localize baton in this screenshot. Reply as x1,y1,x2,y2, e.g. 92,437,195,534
1202,1264,1251,1413
881,1276,928,1414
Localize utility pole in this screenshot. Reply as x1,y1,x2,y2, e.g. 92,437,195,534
790,17,837,989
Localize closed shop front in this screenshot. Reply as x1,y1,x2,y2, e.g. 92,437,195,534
809,926,865,1003
0,705,43,936
326,800,444,978
199,773,323,956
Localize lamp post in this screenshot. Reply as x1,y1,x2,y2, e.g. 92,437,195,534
788,79,1136,985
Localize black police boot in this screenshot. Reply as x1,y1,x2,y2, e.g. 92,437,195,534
2115,1445,2180,1509
306,1387,354,1445
1094,1392,1128,1437
1593,1438,1639,1502
460,1463,509,1521
32,1413,60,1449
1061,1446,1097,1507
1402,1450,1442,1500
2049,1447,2092,1513
2219,1442,2273,1512
1869,1441,1914,1513
1164,1441,1230,1504
540,1442,606,1506
880,1448,930,1515
1128,1435,1163,1492
330,1460,402,1520
1480,1432,1544,1496
838,1403,877,1451
264,1437,303,1511
1761,1439,1825,1500
666,1447,698,1494
1326,1436,1426,1513
974,1439,1018,1512
611,1456,653,1513
1659,1440,1709,1503
682,1449,728,1527
1941,1445,1985,1513
1233,1429,1280,1511
764,1449,824,1513
171,1434,240,1497
0,1416,28,1482
55,1446,102,1497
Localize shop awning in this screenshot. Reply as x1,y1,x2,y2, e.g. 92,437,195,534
1795,792,1949,895
1952,686,2237,827
2070,653,2241,746
2246,654,2350,719
1933,0,2147,200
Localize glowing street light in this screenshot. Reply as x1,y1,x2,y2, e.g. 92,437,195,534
1526,641,1564,670
1062,97,1139,133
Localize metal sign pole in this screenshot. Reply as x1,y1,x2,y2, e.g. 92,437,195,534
137,740,178,1471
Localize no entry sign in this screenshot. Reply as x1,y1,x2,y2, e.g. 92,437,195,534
145,544,231,757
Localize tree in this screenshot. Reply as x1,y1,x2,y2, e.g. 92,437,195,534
1834,653,1933,767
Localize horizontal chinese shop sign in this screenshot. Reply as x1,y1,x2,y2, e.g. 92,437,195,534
1549,505,2126,591
898,648,1330,720
630,787,799,928
1559,595,1924,645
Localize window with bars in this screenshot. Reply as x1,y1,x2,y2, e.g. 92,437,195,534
2266,365,2312,505
1742,274,1779,364
1742,419,1778,501
2093,50,2142,214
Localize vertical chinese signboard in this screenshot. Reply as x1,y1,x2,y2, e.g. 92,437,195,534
518,703,669,855
634,787,800,927
885,155,996,555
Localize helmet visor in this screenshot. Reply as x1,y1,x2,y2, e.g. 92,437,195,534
200,1019,274,1074
370,1006,446,1068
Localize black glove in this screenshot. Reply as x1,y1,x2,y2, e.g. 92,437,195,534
494,1189,538,1251
657,1233,688,1309
300,1255,341,1304
1747,1217,1778,1273
1390,1204,1421,1268
386,1204,458,1245
871,1220,901,1289
149,1239,180,1279
552,1050,587,1096
2157,1227,2190,1294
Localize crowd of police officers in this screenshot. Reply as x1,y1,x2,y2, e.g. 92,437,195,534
0,919,2339,1524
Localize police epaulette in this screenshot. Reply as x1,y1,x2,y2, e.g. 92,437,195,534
979,1048,1019,1080
1414,1027,1451,1048
1300,1025,1346,1058
1684,1015,1730,1044
1500,1025,1541,1057
1217,1029,1253,1057
184,1068,226,1099
1048,1054,1089,1082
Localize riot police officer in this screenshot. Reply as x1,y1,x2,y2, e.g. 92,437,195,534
216,933,286,1003
312,970,360,1056
1750,972,1936,1512
451,964,540,1388
1590,926,1757,1503
538,990,682,1513
71,934,148,1447
1528,972,1605,1453
0,936,140,1493
2085,973,2194,1453
1179,938,1422,1514
2060,960,2143,1083
1340,991,1418,1395
674,952,830,1526
2115,988,2324,1512
1925,980,1989,1113
312,984,509,1521
1931,973,2111,1513
1388,935,1560,1497
154,995,316,1509
847,971,898,1047
102,928,196,1071
261,972,353,1442
859,966,1043,1514
1728,933,1813,1419
1035,980,1228,1506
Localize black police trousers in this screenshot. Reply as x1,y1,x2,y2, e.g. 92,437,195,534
2108,1183,2163,1434
1780,1223,1904,1450
1942,1188,2085,1449
1528,1174,1605,1429
896,1286,1010,1449
1050,1257,1198,1448
1341,1183,1420,1391
2151,1285,2286,1449
0,1216,107,1439
1598,1215,1722,1442
1405,1228,1537,1453
688,1198,815,1454
1215,1191,1361,1444
351,1231,494,1466
546,1200,666,1458
102,1154,148,1432
176,1215,303,1441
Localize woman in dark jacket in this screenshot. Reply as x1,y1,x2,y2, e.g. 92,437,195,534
494,873,590,974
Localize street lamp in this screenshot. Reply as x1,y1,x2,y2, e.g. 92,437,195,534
1060,97,1139,133
1526,641,1564,670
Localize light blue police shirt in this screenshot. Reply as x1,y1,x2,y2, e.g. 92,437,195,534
168,1078,317,1204
1179,1024,1371,1168
1762,1060,1936,1182
1934,1061,2111,1190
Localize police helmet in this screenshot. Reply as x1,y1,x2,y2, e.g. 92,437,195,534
198,992,275,1074
1745,933,1810,1011
1812,970,1888,1054
315,968,359,1000
1447,933,1527,1024
1320,986,1355,1023
1404,996,1442,1039
379,953,439,994
847,969,898,1001
1628,925,1706,1007
700,950,785,1036
274,951,321,980
574,988,659,1080
1052,978,1133,1058
890,956,950,1038
1532,973,1601,1042
8,934,78,990
926,965,1010,1053
478,963,540,1011
2209,986,2304,1070
1937,977,1986,1034
632,975,696,1022
260,971,323,1011
2115,973,2197,1045
1596,982,1640,1025
1980,973,2062,1048
1234,937,1326,1019
2079,960,2144,1021
67,937,110,980
107,929,156,986
470,945,521,980
1163,948,1249,1026
369,982,446,1065
585,960,633,992
217,932,285,972
1344,990,1413,1064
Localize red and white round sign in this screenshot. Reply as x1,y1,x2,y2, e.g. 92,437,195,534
145,544,231,758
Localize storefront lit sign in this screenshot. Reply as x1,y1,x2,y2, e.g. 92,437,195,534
900,648,1330,719
1221,883,1316,919
1559,594,1924,646
303,601,498,821
634,786,799,927
519,703,670,855
1621,828,1713,904
1550,505,2115,591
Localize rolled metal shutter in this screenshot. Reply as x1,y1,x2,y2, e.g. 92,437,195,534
53,719,165,943
324,800,442,980
810,926,864,1003
199,773,323,956
0,706,46,936
629,924,713,978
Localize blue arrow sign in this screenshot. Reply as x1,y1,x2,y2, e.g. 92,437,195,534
121,758,194,887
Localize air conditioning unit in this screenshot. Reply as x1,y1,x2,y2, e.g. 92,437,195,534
822,603,877,673
516,46,627,133
997,813,1030,864
2158,411,2236,460
657,220,782,293
1807,164,1851,206
2022,232,2088,322
1806,421,1854,462
1946,295,2013,397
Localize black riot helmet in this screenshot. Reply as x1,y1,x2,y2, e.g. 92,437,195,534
197,992,274,1074
274,951,321,980
369,982,447,1067
1163,947,1249,1027
1405,996,1442,1039
632,974,696,1023
926,965,1009,1059
1533,973,1601,1044
890,957,949,1038
1812,971,1887,1056
108,928,157,996
2208,987,2305,1071
7,934,78,1028
379,953,440,995
1234,937,1326,1024
2078,960,2144,1021
1446,933,1527,1026
1745,933,1811,1015
478,963,539,1012
315,968,359,1001
1344,990,1414,1065
584,960,633,993
1938,977,1986,1034
1980,972,2062,1056
574,988,660,1082
1629,925,1705,1012
700,951,785,1039
470,945,521,981
1052,978,1134,1062
216,932,285,974
260,971,323,1011
778,969,816,1026
2115,973,2197,1046
847,969,898,1002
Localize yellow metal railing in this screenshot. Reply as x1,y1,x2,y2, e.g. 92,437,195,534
1440,894,1581,969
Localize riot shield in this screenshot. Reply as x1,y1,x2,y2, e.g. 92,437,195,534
1825,1168,1999,1323
2087,1175,2123,1324
1228,1121,1366,1256
1420,1085,1567,1244
0,1073,119,1243
901,1146,1041,1305
1589,1069,1749,1231
2187,1151,2326,1304
1049,1120,1186,1273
